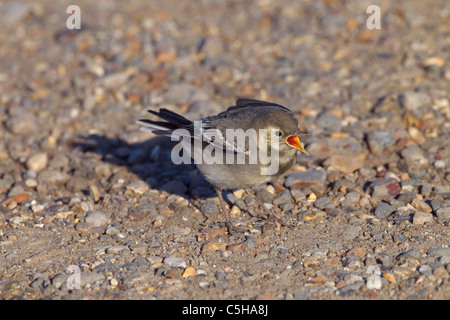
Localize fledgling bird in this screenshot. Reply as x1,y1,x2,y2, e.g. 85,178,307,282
137,99,309,232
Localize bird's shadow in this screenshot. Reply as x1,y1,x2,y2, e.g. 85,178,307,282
73,134,237,214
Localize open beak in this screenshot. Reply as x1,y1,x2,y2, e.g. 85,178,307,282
285,135,309,156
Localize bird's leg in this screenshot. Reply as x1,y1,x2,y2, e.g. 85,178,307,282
245,188,292,228
215,187,246,234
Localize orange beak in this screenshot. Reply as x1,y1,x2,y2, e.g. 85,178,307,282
285,135,309,156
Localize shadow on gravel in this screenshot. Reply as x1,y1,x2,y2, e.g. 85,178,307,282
73,134,225,202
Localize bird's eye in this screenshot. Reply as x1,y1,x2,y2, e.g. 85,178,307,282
274,130,282,137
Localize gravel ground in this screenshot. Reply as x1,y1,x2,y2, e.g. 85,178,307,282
0,0,449,300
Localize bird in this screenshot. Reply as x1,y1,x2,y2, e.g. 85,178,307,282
137,98,309,233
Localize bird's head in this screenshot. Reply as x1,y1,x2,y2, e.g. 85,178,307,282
257,110,309,156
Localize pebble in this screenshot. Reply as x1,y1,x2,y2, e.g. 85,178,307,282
182,267,197,278
5,109,37,135
412,212,434,225
273,189,292,206
129,243,148,255
284,170,326,188
369,178,400,200
397,192,417,204
8,216,23,227
202,242,227,251
435,208,450,220
400,145,428,171
85,211,109,227
160,180,188,195
343,226,361,241
411,199,432,213
434,160,446,169
106,245,129,254
328,151,367,174
401,91,431,110
396,248,422,261
126,181,149,195
374,202,395,219
428,248,450,257
26,152,48,173
313,197,336,210
163,256,187,269
367,130,393,154
200,201,219,216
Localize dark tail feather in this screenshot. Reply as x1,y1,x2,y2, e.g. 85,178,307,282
147,108,191,127
138,119,179,131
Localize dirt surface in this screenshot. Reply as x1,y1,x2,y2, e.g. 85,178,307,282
0,0,449,300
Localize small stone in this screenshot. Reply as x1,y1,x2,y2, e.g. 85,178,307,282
110,278,119,286
199,201,219,216
25,178,38,188
106,245,129,254
80,272,105,287
89,185,101,203
85,211,108,227
316,111,342,130
382,273,397,284
308,193,317,201
273,189,292,206
290,189,306,203
5,110,37,135
75,222,91,232
284,170,326,188
434,160,446,169
412,212,434,225
202,242,227,251
428,247,450,257
8,216,23,227
397,192,417,204
369,178,400,200
420,183,432,196
328,151,367,174
435,208,450,220
190,186,215,198
105,226,120,235
230,205,241,216
343,226,361,240
400,145,428,171
160,180,188,195
99,71,131,89
396,248,422,261
367,130,393,155
94,164,112,178
344,191,361,204
256,189,274,203
411,199,432,213
163,256,187,269
374,202,395,219
2,193,31,206
26,153,48,173
129,243,148,255
401,91,431,110
126,181,149,195
313,197,336,210
182,267,197,278
430,198,442,212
